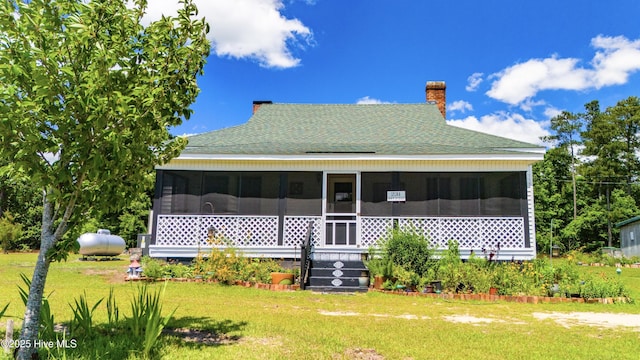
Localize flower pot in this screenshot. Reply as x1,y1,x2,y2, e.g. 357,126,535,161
270,272,294,285
489,287,498,295
358,276,370,288
430,280,442,293
373,276,385,289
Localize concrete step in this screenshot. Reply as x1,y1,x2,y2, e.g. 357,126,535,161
309,268,367,278
305,256,370,293
306,285,368,293
311,260,368,270
308,276,365,287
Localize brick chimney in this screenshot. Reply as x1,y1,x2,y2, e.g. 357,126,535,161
252,100,272,114
425,81,446,118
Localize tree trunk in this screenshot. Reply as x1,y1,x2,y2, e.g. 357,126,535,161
16,194,56,360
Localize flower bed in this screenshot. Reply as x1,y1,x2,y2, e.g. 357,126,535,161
364,230,631,301
372,289,631,304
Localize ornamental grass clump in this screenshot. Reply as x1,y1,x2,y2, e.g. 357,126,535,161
68,291,103,338
18,273,57,341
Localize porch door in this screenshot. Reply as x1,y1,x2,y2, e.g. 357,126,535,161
325,173,357,246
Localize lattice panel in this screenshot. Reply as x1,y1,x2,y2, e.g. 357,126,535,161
436,218,483,248
481,217,525,248
156,215,202,246
156,215,525,250
397,218,440,244
156,215,278,247
362,216,526,249
283,216,322,247
360,217,394,247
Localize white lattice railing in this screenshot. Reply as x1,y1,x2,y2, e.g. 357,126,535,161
283,216,322,247
360,216,525,249
156,215,279,247
155,214,526,250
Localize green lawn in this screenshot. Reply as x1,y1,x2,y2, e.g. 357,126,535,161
1,253,640,359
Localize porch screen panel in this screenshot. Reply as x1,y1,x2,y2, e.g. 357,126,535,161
396,173,431,216
200,172,280,215
480,172,525,216
237,172,280,215
202,173,238,214
285,172,322,215
392,172,526,217
160,171,202,214
361,172,392,216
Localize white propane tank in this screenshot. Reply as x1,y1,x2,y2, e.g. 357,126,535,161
77,229,126,256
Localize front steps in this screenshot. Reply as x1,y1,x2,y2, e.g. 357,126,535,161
306,259,369,293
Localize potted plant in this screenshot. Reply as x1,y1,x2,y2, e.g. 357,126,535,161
270,268,294,285
365,258,392,289
358,270,370,288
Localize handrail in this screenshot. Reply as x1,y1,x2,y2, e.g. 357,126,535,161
299,221,314,290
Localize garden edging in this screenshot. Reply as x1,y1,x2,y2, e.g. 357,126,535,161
371,289,630,304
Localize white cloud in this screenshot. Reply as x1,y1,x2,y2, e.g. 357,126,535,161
142,0,313,69
591,35,640,87
486,35,640,105
543,106,562,119
465,72,483,91
447,112,549,145
519,98,546,112
448,100,473,114
356,96,393,104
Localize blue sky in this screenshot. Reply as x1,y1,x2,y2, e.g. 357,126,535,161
148,0,640,145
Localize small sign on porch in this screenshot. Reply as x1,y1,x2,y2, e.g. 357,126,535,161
386,190,406,202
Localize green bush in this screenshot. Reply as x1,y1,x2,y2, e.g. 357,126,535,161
166,262,193,278
379,225,436,277
141,257,165,279
438,240,463,292
580,273,628,299
0,212,22,253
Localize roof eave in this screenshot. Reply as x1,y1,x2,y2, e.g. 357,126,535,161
158,151,545,165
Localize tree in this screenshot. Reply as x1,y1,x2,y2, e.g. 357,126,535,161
561,189,638,251
0,1,209,358
581,97,640,196
542,111,582,219
533,147,578,252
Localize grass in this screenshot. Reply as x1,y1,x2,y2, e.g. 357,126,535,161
1,253,640,359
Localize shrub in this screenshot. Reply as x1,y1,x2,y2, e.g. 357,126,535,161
0,212,22,253
166,262,192,278
580,273,628,299
380,225,436,278
141,256,165,279
438,240,463,292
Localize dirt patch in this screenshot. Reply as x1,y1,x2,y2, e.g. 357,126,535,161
533,312,640,331
443,315,500,324
442,314,526,325
319,311,360,316
83,268,125,283
334,348,385,360
319,310,430,320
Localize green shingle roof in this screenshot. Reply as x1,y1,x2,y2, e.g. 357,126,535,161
183,103,544,155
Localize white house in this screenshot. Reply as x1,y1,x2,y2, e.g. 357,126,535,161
148,82,545,261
